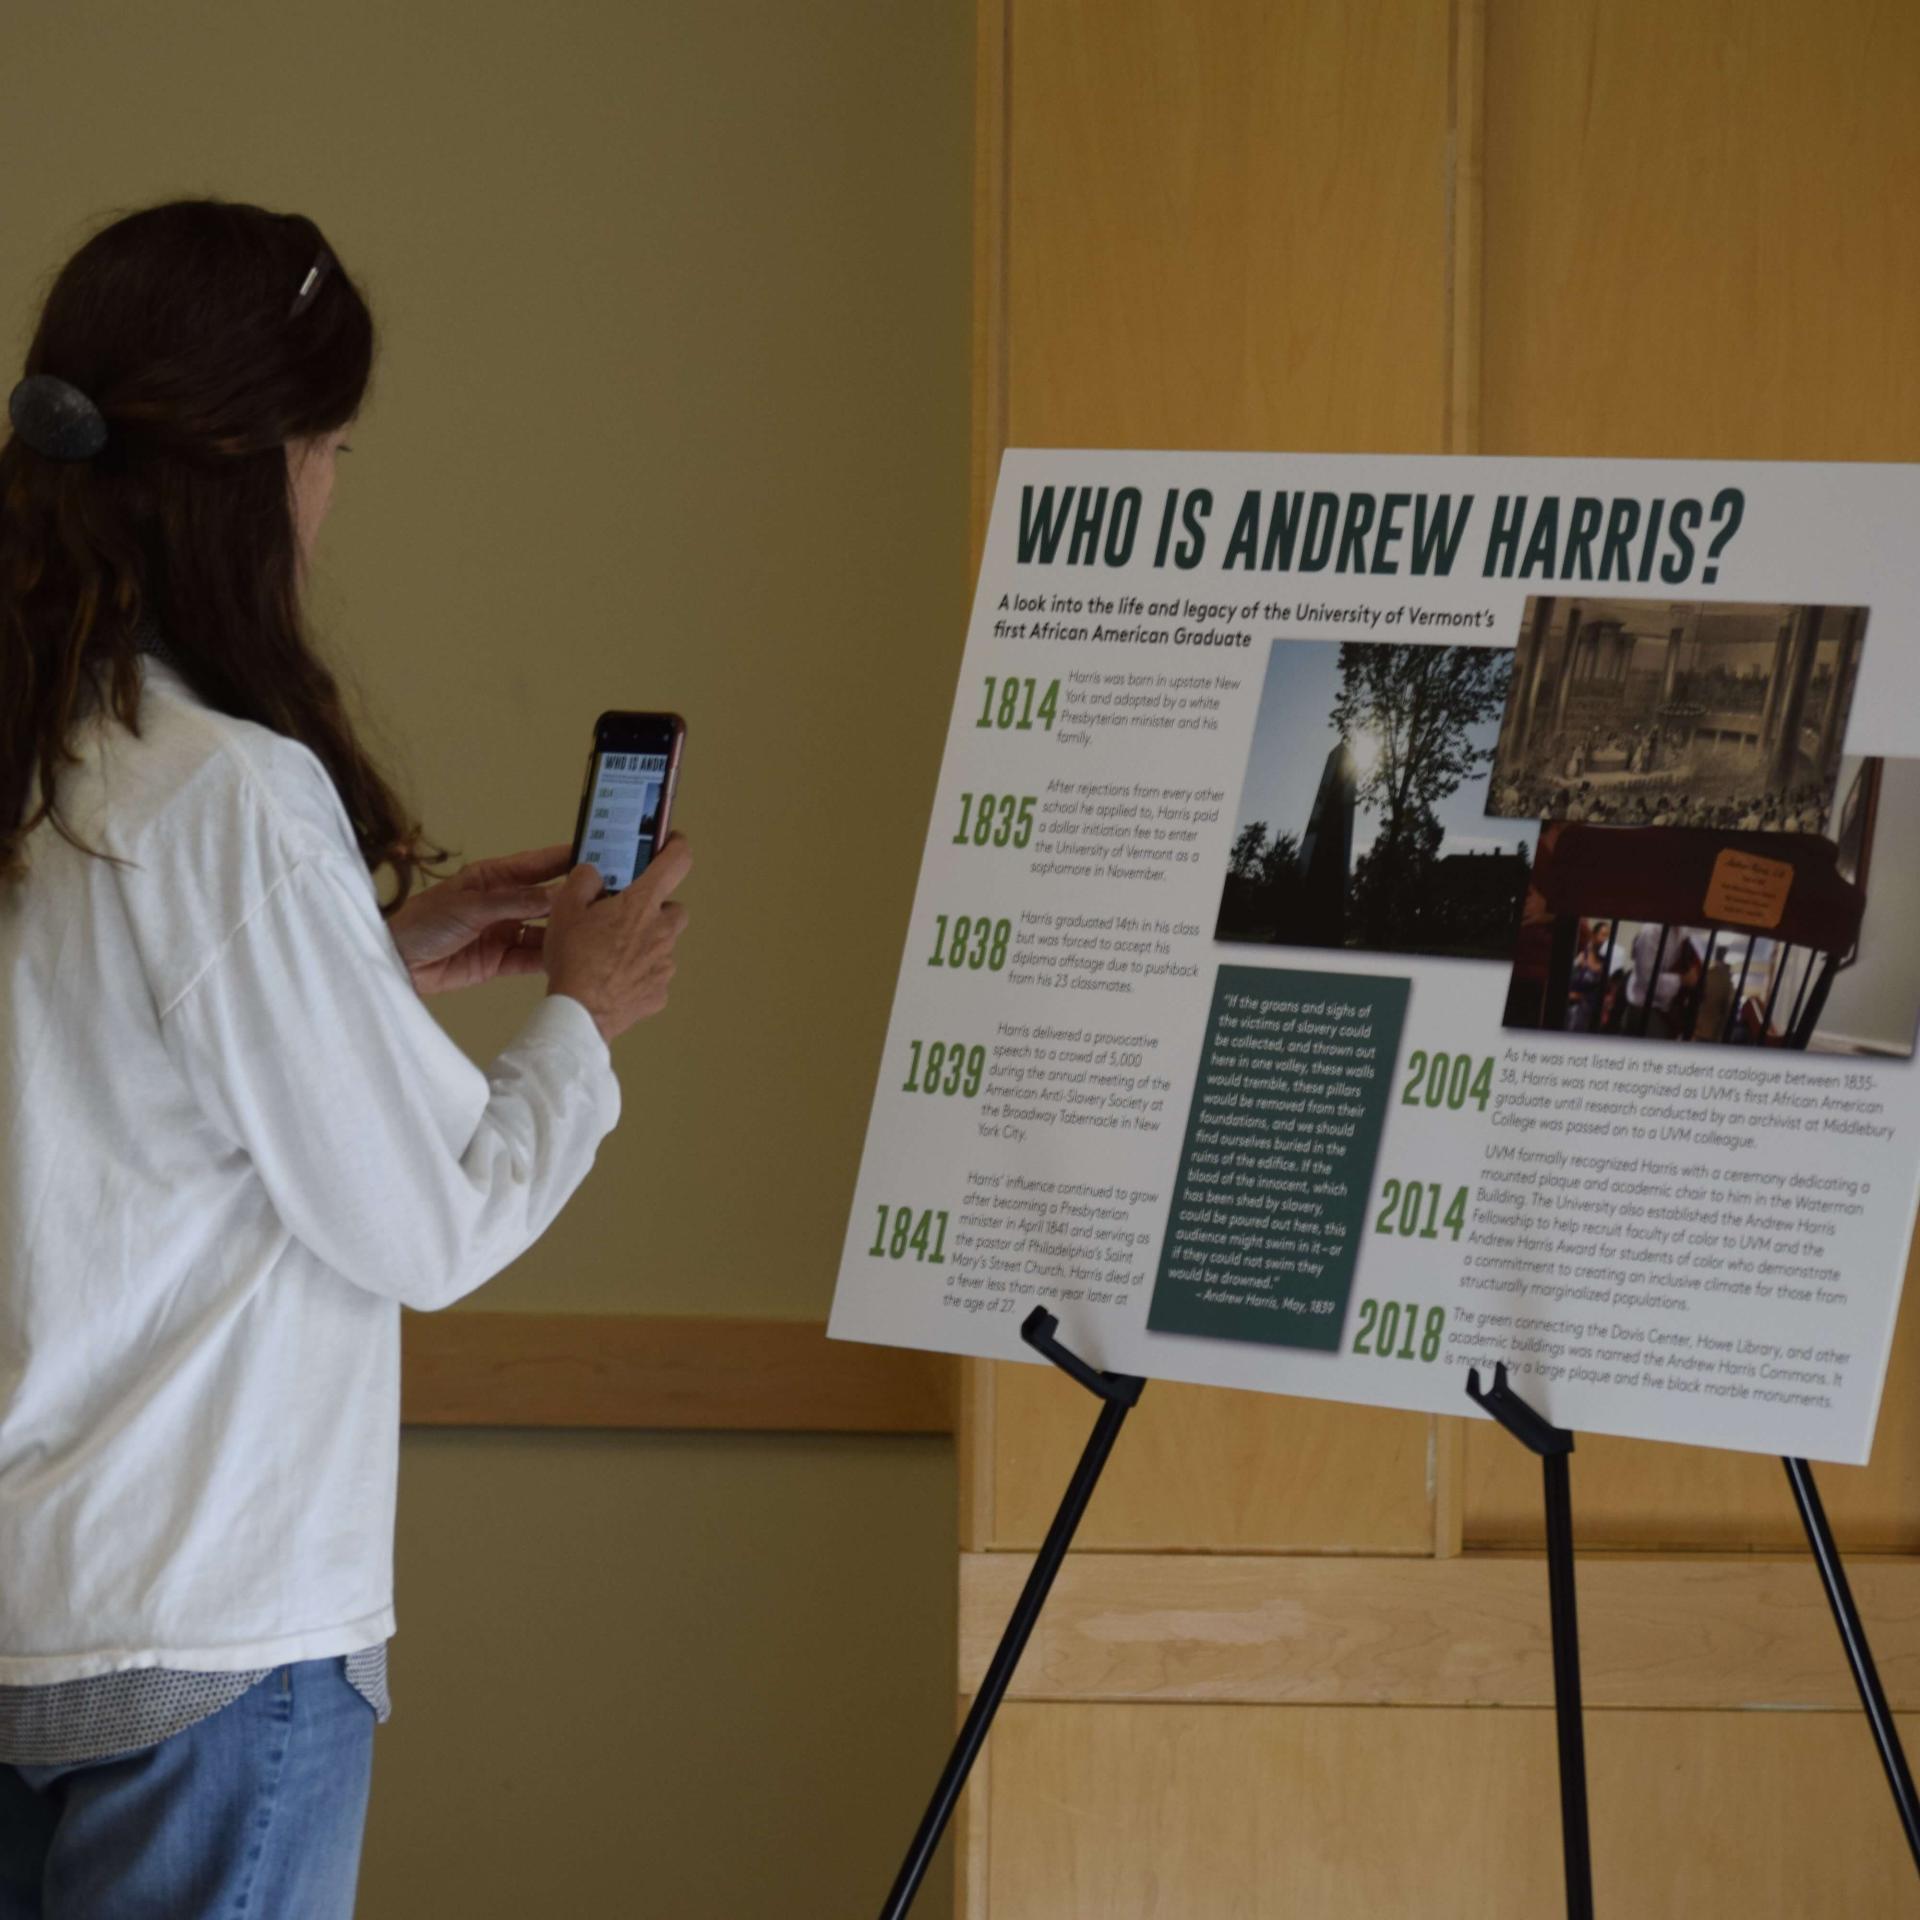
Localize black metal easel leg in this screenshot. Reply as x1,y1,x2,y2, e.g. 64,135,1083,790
1542,1448,1594,1917
877,1307,1146,1920
1469,1363,1595,1920
1782,1456,1920,1876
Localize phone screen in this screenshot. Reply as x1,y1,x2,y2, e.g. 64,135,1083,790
578,749,669,892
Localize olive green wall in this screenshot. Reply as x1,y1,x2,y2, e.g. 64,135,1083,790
376,1431,955,1917
2,2,970,1913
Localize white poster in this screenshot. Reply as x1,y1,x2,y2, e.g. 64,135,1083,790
830,450,1920,1464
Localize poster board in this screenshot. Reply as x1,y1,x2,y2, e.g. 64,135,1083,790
830,450,1920,1464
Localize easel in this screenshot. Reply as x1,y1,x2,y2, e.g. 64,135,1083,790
1467,1364,1593,1915
875,1315,1920,1917
1470,1360,1920,1913
878,1308,1144,1920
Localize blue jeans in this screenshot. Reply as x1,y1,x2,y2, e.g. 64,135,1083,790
0,1657,373,1920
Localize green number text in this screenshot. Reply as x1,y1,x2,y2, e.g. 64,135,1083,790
904,1040,987,1098
952,792,1036,850
1399,1049,1493,1114
1373,1178,1469,1242
1352,1299,1446,1363
867,1205,951,1264
976,676,1060,732
927,914,1012,971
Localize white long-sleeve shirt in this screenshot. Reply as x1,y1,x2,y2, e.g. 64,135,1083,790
0,653,620,1682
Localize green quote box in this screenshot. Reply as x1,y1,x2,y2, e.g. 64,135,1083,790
1147,966,1410,1351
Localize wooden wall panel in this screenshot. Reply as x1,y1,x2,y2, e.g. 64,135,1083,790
1006,0,1454,453
1480,0,1920,459
989,0,1458,1555
986,1703,1920,1917
989,1370,1432,1552
960,1552,1920,1708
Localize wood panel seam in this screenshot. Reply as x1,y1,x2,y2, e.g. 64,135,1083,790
400,1312,955,1434
959,1548,1920,1708
1445,0,1485,458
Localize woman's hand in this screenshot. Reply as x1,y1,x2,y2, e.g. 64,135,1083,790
544,834,692,1041
387,842,572,996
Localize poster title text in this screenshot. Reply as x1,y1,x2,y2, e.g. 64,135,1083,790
1017,484,1748,585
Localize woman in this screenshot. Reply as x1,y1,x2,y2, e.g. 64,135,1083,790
0,201,690,1917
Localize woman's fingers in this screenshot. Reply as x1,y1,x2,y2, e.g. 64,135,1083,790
547,863,604,929
477,841,576,885
499,884,564,920
444,884,561,931
625,834,692,912
496,938,547,978
541,836,689,1039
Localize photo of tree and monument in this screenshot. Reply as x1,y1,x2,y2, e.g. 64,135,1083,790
1217,639,1535,959
1485,595,1868,831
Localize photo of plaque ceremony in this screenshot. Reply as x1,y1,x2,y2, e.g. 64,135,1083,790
1500,757,1920,1056
1487,597,1920,1058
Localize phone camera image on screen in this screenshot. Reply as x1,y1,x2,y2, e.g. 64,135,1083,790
580,750,668,892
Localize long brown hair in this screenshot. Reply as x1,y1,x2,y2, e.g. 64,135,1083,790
0,199,449,910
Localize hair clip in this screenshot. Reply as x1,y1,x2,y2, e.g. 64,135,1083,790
289,248,335,320
7,374,109,461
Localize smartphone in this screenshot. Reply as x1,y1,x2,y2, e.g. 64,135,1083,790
568,711,686,893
